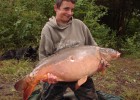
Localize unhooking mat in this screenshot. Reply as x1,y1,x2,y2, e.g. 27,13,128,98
28,89,124,100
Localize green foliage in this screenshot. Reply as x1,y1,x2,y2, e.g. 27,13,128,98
0,0,54,49
119,13,140,55
75,0,111,46
0,0,139,56
121,34,140,57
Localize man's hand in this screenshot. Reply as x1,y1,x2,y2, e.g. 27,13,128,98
46,73,58,84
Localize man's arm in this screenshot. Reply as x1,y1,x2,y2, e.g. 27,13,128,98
39,25,54,61
83,24,98,46
39,25,58,83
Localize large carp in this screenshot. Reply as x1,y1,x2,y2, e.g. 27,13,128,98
14,46,120,100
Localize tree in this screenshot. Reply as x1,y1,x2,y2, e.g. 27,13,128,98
96,0,140,48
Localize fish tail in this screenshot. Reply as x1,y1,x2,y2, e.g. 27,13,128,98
23,83,36,100
14,76,29,91
14,75,37,100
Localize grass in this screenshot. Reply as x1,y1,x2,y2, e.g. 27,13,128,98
0,60,34,82
0,60,35,100
0,57,140,100
94,57,140,100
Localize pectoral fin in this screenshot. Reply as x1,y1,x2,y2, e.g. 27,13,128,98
75,76,88,90
98,58,110,75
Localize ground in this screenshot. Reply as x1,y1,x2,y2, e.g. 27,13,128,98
0,57,140,100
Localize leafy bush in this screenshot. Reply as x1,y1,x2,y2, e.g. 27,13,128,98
0,0,54,49
0,0,139,57
120,15,140,55
75,0,111,46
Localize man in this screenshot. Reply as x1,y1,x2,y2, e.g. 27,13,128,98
39,0,99,99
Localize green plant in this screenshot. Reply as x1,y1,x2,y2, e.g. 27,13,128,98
74,0,111,47
0,0,54,49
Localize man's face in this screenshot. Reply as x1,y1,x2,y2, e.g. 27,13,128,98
54,1,75,24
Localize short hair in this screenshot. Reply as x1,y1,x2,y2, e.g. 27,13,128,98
55,0,77,8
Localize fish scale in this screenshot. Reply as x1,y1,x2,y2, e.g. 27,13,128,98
14,46,120,100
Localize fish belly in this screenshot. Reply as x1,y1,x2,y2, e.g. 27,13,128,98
46,55,100,82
